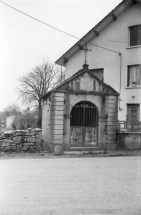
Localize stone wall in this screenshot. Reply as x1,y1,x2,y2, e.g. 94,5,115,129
0,129,42,152
117,132,141,150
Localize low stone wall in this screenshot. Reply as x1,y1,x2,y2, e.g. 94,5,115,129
117,131,141,150
0,129,43,152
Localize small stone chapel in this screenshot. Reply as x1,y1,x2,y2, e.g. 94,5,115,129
42,64,119,153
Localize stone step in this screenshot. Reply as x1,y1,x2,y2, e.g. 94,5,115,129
66,146,101,152
64,150,104,155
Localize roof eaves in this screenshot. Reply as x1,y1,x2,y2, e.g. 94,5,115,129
55,0,131,66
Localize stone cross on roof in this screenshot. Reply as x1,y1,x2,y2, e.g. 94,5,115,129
83,45,92,65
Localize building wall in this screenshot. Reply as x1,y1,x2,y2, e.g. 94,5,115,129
65,3,141,121
42,92,118,152
42,97,51,150
42,73,118,152
117,132,141,150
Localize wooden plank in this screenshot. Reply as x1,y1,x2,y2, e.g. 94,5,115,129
93,29,99,36
63,57,68,64
112,13,117,21
78,44,83,50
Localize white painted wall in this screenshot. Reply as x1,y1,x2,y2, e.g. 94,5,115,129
65,3,141,120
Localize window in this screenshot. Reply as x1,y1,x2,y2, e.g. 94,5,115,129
127,65,141,87
130,25,141,46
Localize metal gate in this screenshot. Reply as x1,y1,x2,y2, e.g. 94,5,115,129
70,101,98,147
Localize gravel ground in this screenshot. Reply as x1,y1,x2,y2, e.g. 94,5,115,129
0,156,141,215
0,149,141,159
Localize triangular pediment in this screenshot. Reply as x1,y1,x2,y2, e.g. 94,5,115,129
42,68,119,99
58,71,108,93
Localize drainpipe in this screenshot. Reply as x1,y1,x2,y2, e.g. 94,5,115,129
118,53,122,111
104,113,108,154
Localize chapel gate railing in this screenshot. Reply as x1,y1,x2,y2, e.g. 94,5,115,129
118,120,141,132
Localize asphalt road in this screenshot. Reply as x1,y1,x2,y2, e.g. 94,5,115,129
0,157,141,215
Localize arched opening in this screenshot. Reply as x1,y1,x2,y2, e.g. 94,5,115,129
70,101,98,147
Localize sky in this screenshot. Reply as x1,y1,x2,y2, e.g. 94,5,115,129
0,0,122,111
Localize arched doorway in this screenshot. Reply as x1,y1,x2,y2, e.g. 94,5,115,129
70,101,98,147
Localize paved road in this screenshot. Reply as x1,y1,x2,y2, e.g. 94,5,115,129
0,157,141,215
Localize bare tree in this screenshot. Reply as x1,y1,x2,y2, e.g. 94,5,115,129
17,60,65,127
4,104,21,118
3,104,21,130
12,108,37,130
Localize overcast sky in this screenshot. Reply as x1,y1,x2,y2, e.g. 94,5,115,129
0,0,122,111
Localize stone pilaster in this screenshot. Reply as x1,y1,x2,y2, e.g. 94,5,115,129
50,92,64,154
106,95,118,150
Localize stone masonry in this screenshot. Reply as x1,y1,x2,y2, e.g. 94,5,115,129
0,128,42,152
